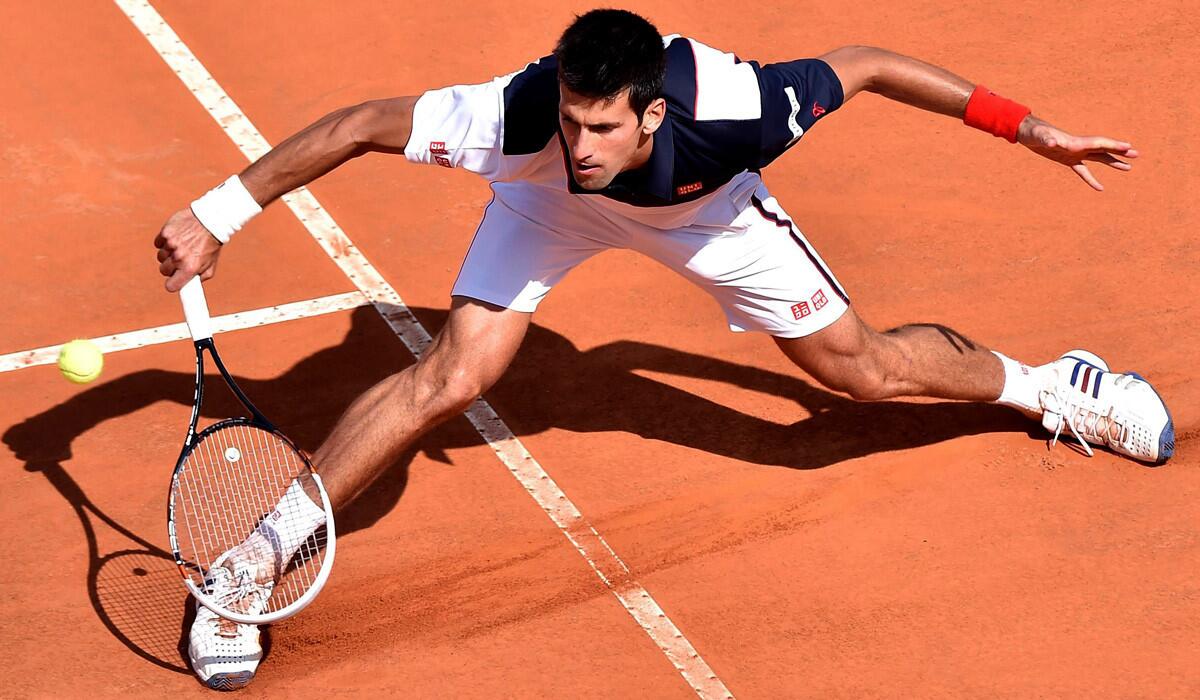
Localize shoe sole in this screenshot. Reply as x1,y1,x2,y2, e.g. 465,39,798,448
204,671,255,691
1129,372,1175,465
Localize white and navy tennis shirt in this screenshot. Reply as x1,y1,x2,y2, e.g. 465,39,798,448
405,35,843,227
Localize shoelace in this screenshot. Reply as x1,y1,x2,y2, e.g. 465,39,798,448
1043,390,1128,457
203,574,272,639
206,564,273,613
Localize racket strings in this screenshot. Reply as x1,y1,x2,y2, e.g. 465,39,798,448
173,423,327,616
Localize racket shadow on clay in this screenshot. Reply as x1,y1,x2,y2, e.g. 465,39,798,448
24,460,271,674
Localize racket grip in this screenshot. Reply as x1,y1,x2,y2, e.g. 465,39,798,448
179,277,214,341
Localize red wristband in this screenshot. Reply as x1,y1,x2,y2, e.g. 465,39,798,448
963,86,1031,144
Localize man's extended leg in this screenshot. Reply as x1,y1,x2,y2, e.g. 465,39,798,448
188,295,530,690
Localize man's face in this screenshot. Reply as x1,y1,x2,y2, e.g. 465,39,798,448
558,84,662,190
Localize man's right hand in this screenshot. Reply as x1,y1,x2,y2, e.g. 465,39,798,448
155,208,223,292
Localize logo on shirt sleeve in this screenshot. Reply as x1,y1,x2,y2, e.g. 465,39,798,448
811,289,828,310
783,86,804,147
811,102,826,118
791,301,811,320
676,181,703,196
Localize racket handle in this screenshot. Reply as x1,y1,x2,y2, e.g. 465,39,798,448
180,277,214,341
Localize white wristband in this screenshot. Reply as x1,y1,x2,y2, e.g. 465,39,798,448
189,174,262,244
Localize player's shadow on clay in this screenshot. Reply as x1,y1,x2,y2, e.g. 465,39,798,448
2,303,1032,673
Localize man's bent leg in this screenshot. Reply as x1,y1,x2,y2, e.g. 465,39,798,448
314,296,531,508
774,305,1004,402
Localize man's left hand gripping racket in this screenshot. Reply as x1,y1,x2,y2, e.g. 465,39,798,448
169,277,336,625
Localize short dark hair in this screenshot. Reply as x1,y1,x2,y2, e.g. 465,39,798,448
553,9,665,119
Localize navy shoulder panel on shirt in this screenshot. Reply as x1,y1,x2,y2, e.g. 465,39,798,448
753,58,844,168
502,55,560,156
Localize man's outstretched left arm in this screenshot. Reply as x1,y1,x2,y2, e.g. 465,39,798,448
819,45,1137,191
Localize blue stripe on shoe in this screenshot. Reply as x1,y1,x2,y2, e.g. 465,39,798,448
1066,354,1108,396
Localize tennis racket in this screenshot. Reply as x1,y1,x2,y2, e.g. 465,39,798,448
169,277,336,625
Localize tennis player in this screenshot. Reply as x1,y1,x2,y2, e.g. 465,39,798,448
154,9,1174,688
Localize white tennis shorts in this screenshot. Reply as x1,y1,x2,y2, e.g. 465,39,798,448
453,173,850,338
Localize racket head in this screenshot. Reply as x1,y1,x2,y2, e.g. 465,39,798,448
168,418,336,625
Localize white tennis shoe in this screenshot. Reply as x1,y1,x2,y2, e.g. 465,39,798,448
188,552,274,691
1039,349,1175,464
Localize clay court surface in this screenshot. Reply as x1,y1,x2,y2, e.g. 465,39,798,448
2,1,1197,697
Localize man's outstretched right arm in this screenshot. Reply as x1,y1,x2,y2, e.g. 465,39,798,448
154,97,418,292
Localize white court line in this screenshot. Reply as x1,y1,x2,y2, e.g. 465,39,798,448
0,291,367,373
113,2,733,698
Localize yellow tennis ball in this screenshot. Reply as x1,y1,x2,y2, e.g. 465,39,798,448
57,339,104,384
